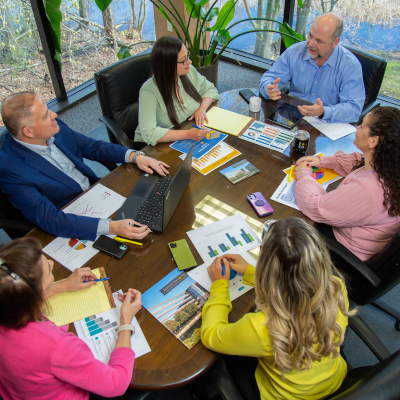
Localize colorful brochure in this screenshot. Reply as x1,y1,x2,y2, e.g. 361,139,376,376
179,141,241,175
219,159,260,184
240,121,295,153
141,268,209,349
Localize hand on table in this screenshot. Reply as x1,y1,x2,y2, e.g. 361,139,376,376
297,98,324,117
221,254,249,274
295,161,313,172
119,289,142,324
207,257,230,283
135,154,170,176
295,156,321,168
109,219,151,239
186,127,208,141
188,105,209,127
266,77,281,100
64,267,98,292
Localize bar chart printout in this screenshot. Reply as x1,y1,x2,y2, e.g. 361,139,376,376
187,214,261,262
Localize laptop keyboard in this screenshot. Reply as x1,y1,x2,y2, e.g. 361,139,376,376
135,176,172,229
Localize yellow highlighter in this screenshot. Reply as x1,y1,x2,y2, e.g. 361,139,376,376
288,165,294,182
113,237,143,247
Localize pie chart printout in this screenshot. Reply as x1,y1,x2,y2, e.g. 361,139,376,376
312,167,325,180
69,238,88,250
229,269,237,280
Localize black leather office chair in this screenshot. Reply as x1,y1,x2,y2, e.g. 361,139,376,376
90,389,157,400
324,231,400,331
191,314,399,400
343,45,387,125
94,52,152,150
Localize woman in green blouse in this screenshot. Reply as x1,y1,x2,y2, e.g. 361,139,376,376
135,36,220,146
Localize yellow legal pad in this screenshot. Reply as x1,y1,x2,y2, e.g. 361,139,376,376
44,268,115,326
205,107,253,136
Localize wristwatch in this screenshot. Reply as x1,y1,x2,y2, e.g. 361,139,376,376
118,324,135,336
132,151,145,164
318,110,325,119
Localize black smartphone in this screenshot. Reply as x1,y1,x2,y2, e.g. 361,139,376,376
93,235,129,259
266,103,304,129
239,89,257,104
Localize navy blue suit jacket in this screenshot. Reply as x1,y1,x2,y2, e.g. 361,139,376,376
0,119,127,240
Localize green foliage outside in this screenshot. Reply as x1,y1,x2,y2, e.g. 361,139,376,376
369,50,400,100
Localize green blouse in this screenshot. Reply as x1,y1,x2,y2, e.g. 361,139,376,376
134,65,219,146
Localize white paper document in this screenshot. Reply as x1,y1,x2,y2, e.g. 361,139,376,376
271,178,300,210
43,184,126,271
304,116,356,141
187,214,262,263
74,292,151,364
188,251,257,301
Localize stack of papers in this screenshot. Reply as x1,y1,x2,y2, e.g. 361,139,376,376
240,121,295,153
188,251,257,301
43,184,126,271
75,292,151,363
304,116,356,141
205,107,253,136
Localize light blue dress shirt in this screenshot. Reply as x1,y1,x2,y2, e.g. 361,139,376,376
259,42,365,123
13,136,134,237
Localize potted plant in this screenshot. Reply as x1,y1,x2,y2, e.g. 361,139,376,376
117,0,303,87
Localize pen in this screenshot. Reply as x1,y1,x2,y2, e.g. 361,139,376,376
288,165,294,182
128,222,142,228
222,262,225,276
92,277,110,282
114,237,143,247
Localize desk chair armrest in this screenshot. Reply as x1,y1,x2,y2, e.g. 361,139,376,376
99,115,132,149
348,314,391,361
0,219,35,232
324,237,381,288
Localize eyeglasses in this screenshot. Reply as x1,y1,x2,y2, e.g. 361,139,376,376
177,52,191,65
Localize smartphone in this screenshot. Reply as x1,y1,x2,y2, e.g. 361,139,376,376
168,239,197,271
247,192,274,217
239,89,257,104
93,235,129,259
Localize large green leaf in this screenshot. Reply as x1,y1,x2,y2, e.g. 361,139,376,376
95,0,113,12
211,0,234,32
211,30,231,46
182,0,209,19
298,0,303,7
279,22,303,48
117,45,131,60
44,0,62,66
200,6,218,21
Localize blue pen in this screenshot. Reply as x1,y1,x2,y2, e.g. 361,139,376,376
221,262,225,276
192,124,207,130
92,277,110,282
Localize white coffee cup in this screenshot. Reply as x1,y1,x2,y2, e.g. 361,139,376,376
249,96,261,112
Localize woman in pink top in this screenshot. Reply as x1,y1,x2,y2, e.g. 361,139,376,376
294,106,400,263
0,237,142,400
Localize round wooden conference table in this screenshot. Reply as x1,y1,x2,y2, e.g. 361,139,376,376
27,91,358,390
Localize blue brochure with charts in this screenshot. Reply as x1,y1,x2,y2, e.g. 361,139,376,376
170,131,227,159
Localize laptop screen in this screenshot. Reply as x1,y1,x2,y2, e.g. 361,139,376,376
162,145,194,229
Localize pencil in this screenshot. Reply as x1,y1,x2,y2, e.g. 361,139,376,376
288,165,294,182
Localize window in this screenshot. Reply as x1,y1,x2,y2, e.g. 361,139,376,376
293,0,400,100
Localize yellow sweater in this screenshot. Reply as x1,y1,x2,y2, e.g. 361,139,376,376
201,265,349,400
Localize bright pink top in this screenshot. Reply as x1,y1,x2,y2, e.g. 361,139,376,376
0,320,135,400
295,151,400,261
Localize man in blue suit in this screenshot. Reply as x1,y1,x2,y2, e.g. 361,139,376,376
0,92,170,240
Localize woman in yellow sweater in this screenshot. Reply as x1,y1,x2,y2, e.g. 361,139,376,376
201,217,353,400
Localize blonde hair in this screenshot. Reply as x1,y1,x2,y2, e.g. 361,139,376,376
255,218,354,374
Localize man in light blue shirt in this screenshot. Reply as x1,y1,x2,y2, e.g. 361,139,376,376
259,12,365,123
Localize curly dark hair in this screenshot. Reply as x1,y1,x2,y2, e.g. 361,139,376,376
353,107,400,217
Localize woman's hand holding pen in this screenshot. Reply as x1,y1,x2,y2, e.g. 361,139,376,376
186,127,208,141
221,254,249,274
119,289,142,325
207,257,230,283
64,267,98,292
